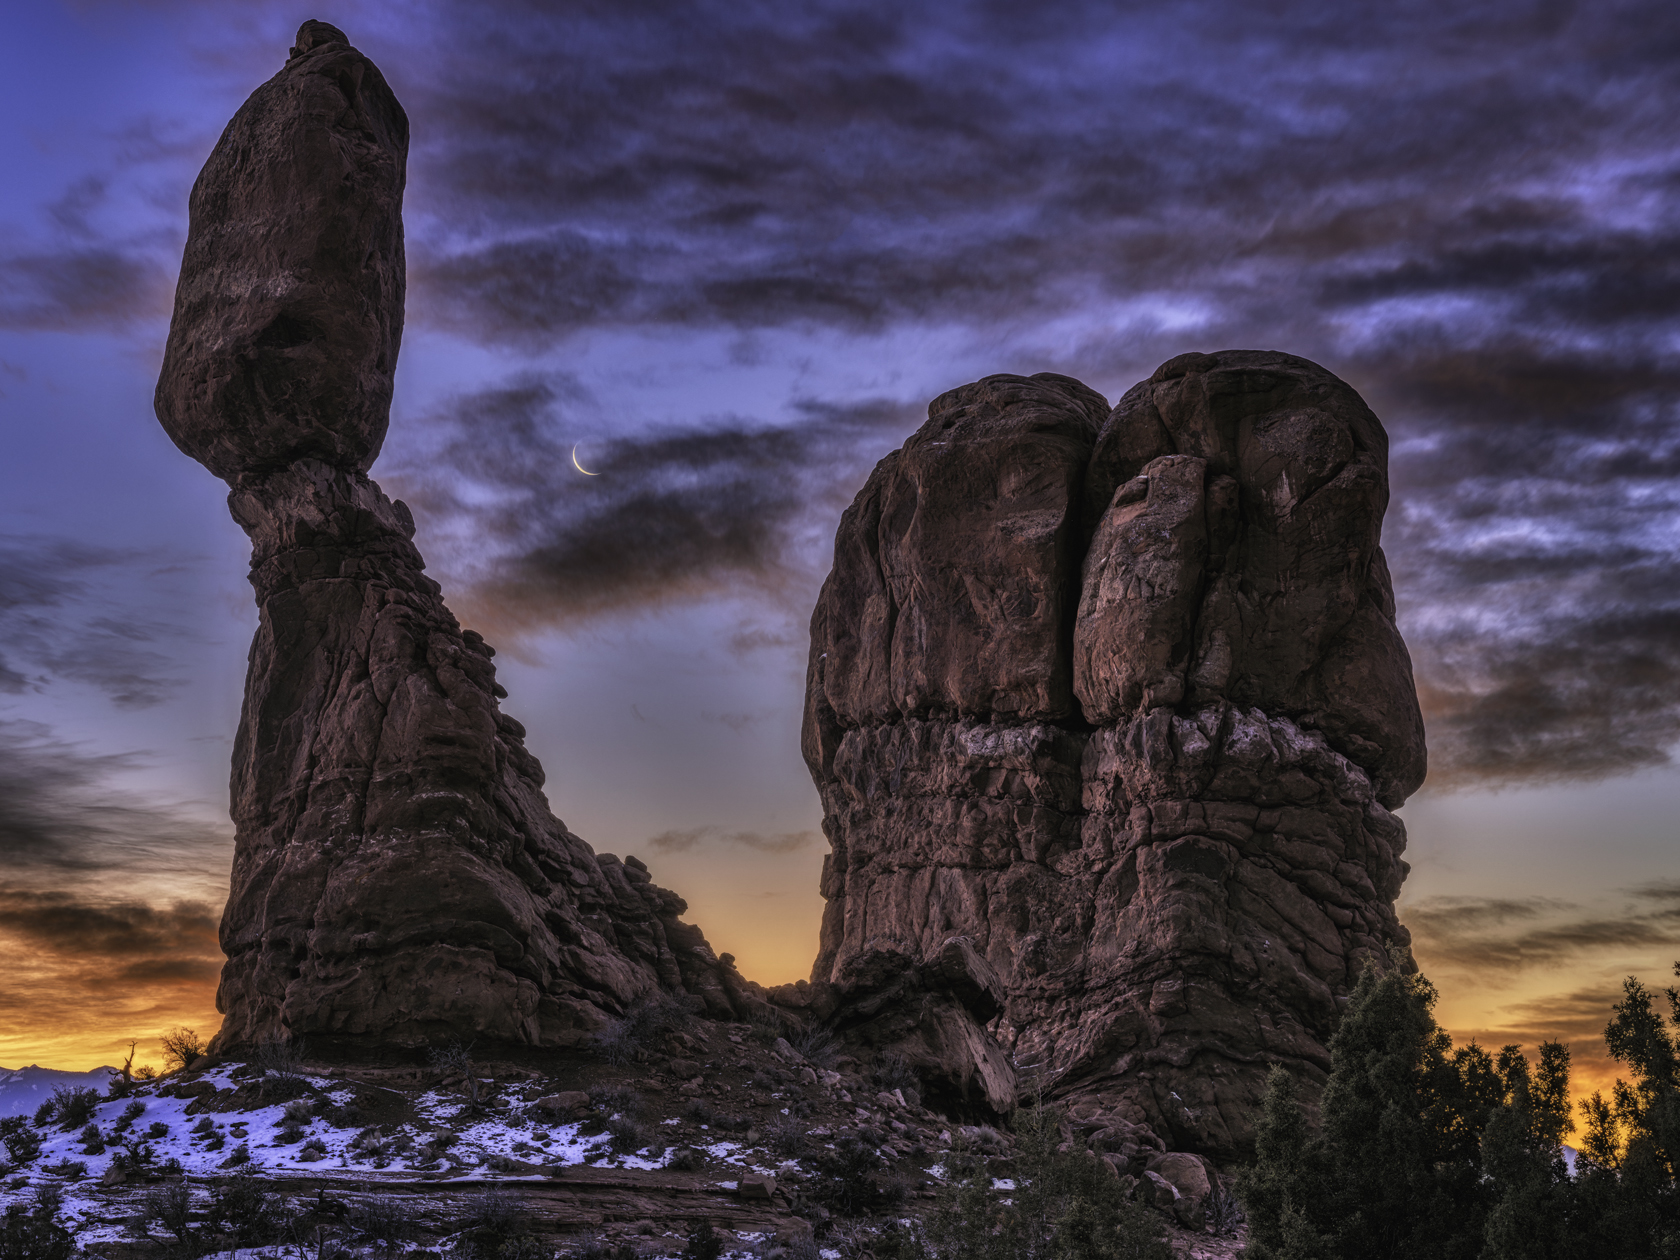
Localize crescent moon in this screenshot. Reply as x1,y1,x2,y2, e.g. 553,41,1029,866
571,443,599,476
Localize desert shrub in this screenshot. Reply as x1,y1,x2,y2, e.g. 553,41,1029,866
220,1142,251,1168
807,1133,905,1217
764,1116,810,1159
349,1193,418,1250
144,1180,195,1246
427,1039,475,1077
283,1098,315,1125
1203,1176,1245,1236
30,1104,52,1129
160,1026,205,1072
679,1220,725,1260
110,1136,156,1174
873,1052,918,1095
253,1036,308,1097
427,1039,489,1105
209,1174,281,1245
39,1160,85,1181
788,1023,842,1068
445,1191,531,1260
594,993,693,1065
0,1118,40,1167
749,1011,789,1047
29,1187,61,1222
589,1084,645,1119
112,1100,146,1134
144,1121,169,1140
191,1116,216,1136
47,1087,98,1131
301,1136,328,1156
606,1116,648,1155
665,1146,706,1171
562,1239,637,1260
0,1198,73,1260
77,1123,104,1155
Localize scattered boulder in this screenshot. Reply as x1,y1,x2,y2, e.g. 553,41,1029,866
532,1093,590,1119
738,1173,777,1200
1140,1169,1179,1211
1147,1151,1212,1229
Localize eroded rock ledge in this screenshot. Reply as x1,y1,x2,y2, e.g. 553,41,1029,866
801,355,1427,1158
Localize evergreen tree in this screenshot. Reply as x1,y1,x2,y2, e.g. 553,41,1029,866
1236,959,1680,1259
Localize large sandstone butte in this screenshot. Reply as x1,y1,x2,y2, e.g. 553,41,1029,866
802,355,1427,1158
157,22,755,1055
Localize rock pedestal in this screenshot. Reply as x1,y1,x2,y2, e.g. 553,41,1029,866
803,354,1426,1156
157,23,750,1055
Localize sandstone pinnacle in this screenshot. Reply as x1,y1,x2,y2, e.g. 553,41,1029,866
156,26,755,1055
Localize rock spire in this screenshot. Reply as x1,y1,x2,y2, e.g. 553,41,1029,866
802,353,1426,1156
157,24,753,1055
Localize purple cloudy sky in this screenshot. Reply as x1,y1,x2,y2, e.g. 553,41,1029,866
4,0,1680,1083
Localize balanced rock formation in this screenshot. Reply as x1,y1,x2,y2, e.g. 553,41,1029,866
803,355,1427,1156
157,22,752,1054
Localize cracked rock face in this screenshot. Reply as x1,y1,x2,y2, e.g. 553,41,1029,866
157,24,752,1055
803,354,1426,1155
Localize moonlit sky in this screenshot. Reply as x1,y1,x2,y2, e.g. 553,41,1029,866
4,1,1680,1100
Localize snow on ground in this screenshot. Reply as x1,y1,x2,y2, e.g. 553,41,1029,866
0,1065,817,1250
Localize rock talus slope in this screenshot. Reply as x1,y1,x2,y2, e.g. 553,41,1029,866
803,354,1427,1157
156,22,751,1055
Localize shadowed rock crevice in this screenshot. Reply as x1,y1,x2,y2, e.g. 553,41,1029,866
803,353,1426,1158
155,23,755,1057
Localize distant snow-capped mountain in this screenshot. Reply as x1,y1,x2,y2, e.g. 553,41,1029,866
0,1066,117,1117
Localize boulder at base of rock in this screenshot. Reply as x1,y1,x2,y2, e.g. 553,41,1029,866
1147,1151,1213,1230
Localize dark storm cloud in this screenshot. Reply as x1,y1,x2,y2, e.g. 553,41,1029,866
1406,887,1680,976
371,0,1680,787
397,1,1680,337
0,248,171,331
388,376,917,626
0,720,228,877
0,888,217,968
0,538,182,706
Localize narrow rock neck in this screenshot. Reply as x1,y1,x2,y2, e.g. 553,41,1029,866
227,459,429,605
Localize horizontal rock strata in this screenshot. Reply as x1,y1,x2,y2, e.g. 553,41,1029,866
803,355,1426,1156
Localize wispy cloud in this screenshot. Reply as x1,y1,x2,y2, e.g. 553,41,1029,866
386,377,916,629
646,826,818,855
0,537,186,708
0,719,230,884
1407,890,1680,975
